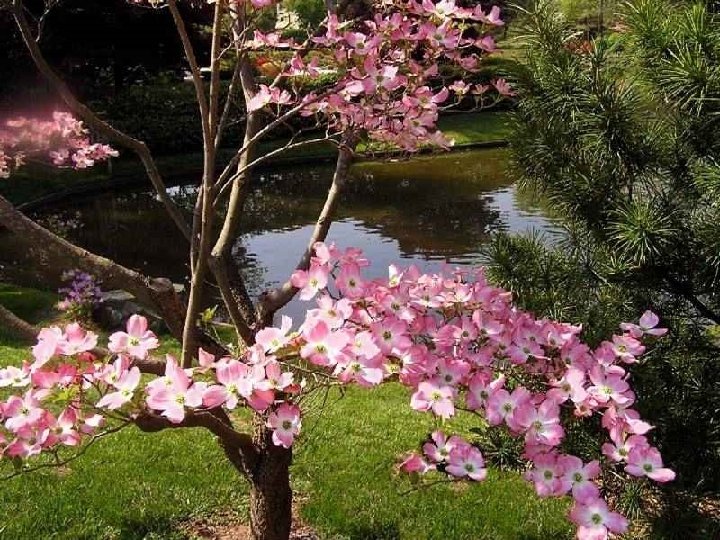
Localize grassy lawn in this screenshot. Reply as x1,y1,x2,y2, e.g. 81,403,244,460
438,111,511,146
0,285,571,539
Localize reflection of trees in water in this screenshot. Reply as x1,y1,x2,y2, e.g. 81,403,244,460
12,149,519,293
237,160,507,259
18,191,269,299
36,192,192,283
231,241,268,298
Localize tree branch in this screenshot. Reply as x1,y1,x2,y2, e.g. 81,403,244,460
168,0,212,148
666,275,720,324
256,134,357,326
134,408,258,476
0,195,190,341
0,304,38,343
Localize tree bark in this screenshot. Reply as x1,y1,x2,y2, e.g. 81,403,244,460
0,304,38,343
249,415,293,540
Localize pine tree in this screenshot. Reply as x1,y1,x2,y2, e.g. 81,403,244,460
487,0,720,506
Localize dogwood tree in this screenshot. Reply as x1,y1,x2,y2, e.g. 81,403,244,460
0,1,672,539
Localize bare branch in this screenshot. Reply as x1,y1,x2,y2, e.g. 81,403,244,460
208,0,227,142
214,62,242,151
214,136,339,203
167,0,211,147
256,135,357,325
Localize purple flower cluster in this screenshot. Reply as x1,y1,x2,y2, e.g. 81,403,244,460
58,270,102,318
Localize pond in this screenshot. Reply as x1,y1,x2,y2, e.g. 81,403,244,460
27,148,558,322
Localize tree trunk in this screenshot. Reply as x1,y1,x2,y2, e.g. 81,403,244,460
249,415,293,540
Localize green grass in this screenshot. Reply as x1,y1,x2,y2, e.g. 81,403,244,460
0,284,571,539
438,111,511,146
0,283,57,324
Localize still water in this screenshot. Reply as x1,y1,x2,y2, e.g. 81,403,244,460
32,148,558,321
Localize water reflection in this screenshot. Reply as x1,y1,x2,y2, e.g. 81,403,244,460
8,148,558,322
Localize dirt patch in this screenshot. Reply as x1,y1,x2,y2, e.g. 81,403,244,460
180,504,319,540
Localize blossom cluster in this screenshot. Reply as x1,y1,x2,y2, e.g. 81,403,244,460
58,269,103,320
240,0,510,150
0,112,117,178
0,244,672,538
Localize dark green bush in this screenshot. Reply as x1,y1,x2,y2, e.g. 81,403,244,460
490,0,720,497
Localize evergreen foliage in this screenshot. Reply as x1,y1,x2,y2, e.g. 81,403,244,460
487,0,720,494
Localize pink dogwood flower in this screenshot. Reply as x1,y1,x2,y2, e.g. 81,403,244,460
145,357,203,423
31,327,64,368
515,399,565,447
486,387,531,429
446,443,487,481
587,366,632,406
59,323,98,356
0,365,30,388
569,498,628,540
410,381,456,418
558,455,601,502
422,431,462,463
291,262,330,301
256,315,293,353
300,321,349,366
95,361,141,410
203,359,273,412
525,452,564,497
625,446,676,482
400,452,435,473
620,310,667,338
267,403,301,448
466,372,504,410
108,315,159,359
